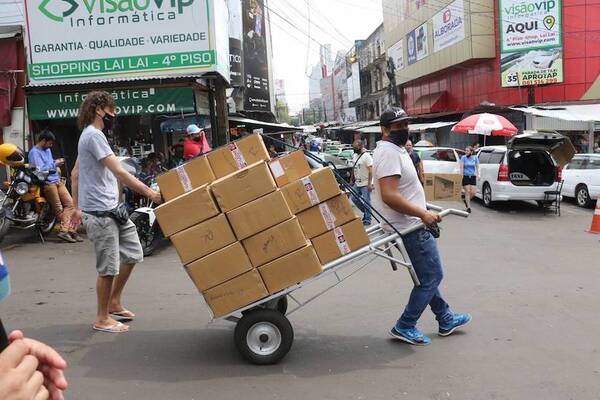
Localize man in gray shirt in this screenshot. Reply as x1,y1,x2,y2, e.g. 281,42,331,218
71,91,162,333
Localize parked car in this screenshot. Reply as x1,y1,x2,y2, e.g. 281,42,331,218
562,154,600,208
306,151,352,186
337,147,354,161
413,147,465,174
475,131,575,207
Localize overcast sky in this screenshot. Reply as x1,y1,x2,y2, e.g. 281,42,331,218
269,0,383,114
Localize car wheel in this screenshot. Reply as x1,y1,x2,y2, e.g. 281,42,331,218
483,183,493,208
575,184,594,208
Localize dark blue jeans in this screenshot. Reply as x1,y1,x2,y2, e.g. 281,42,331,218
351,185,372,224
396,228,453,329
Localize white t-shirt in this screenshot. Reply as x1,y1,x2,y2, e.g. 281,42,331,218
352,151,373,187
371,140,427,232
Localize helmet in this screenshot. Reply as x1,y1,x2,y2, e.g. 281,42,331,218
0,143,25,167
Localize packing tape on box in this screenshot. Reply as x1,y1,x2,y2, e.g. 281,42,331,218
333,226,351,256
269,160,285,178
301,176,320,205
319,203,336,230
175,165,193,192
228,142,247,169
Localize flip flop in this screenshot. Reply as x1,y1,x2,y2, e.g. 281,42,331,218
110,310,135,321
92,322,129,333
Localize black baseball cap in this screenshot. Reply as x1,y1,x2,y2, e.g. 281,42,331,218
380,107,411,127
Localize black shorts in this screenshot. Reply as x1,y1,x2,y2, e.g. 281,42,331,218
462,176,476,186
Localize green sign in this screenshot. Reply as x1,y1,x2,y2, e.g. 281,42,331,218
27,87,195,120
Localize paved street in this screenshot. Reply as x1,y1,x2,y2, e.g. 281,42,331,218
1,200,598,400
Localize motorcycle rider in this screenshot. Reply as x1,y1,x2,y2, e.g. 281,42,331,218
28,130,82,243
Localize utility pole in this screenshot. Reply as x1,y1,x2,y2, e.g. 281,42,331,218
213,76,229,146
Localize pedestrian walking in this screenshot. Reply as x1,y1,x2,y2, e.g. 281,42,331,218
372,107,471,346
460,146,480,213
405,140,424,184
70,91,162,333
350,139,373,226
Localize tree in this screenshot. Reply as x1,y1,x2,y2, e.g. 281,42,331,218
275,99,291,124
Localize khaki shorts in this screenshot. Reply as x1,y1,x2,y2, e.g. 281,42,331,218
82,213,143,276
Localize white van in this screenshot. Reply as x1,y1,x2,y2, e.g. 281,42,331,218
475,132,575,207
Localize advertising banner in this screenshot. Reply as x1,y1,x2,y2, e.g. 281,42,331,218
387,39,404,70
24,0,227,85
227,0,244,87
407,22,429,65
499,0,562,53
242,0,271,111
433,0,466,53
499,0,562,87
501,48,563,87
27,87,195,120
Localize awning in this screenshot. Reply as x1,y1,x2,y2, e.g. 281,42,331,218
228,116,302,132
357,121,457,134
413,91,448,113
340,120,379,131
511,104,600,122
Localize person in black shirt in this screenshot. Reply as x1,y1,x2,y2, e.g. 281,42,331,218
405,140,424,184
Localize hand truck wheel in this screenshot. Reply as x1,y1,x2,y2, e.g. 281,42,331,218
234,309,294,365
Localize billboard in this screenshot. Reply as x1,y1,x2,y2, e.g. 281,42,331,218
433,0,466,53
24,0,229,85
407,22,428,65
387,39,404,70
242,0,271,111
227,0,244,86
499,0,562,87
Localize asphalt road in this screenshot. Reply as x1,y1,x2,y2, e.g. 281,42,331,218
1,200,598,400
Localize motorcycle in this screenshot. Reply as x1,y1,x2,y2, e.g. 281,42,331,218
119,156,164,256
129,178,162,256
0,165,56,243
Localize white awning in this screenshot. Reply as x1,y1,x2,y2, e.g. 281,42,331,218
511,104,600,122
228,116,302,131
356,121,457,134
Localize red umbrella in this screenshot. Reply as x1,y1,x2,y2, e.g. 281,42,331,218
452,113,518,137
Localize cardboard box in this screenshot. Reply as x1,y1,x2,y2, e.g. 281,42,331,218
311,218,370,264
268,150,312,187
186,242,253,292
296,194,358,239
154,185,219,237
226,190,293,240
281,167,341,214
157,156,215,202
258,245,322,294
170,214,236,264
243,217,307,267
202,269,269,318
210,162,277,212
207,134,270,179
423,173,462,201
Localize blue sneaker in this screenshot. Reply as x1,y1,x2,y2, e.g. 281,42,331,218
438,313,472,337
389,326,431,346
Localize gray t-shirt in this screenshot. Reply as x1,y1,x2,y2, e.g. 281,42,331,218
77,125,119,212
371,140,426,232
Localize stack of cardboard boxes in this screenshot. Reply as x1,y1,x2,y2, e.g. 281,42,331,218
154,134,370,318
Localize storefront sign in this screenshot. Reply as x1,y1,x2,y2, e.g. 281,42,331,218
406,22,429,65
387,39,404,70
242,0,272,112
433,0,466,53
24,0,229,85
499,0,562,52
27,87,195,120
227,0,244,87
499,0,562,87
501,48,563,87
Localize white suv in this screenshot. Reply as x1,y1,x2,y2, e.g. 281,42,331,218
414,147,465,174
476,132,575,207
562,154,600,207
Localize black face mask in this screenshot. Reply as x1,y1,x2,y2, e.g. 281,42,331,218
193,136,201,142
389,129,409,147
102,112,115,131
353,148,361,154
467,153,472,157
